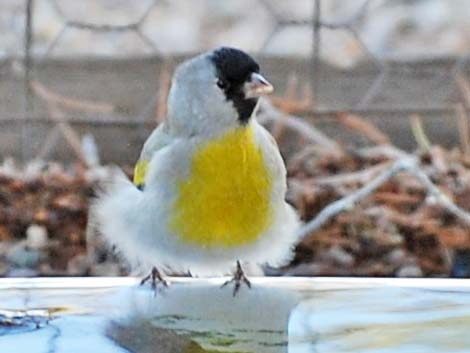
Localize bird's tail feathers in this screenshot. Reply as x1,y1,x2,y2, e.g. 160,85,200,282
89,167,144,266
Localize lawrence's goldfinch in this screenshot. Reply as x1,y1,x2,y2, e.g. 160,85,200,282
94,47,300,293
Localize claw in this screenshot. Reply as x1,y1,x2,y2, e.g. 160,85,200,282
221,260,251,297
140,266,169,296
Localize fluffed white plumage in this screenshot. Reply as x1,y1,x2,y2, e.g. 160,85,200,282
93,48,300,276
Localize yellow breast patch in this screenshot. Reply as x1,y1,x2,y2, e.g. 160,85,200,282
170,126,272,248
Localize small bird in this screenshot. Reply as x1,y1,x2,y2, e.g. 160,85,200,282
94,47,300,295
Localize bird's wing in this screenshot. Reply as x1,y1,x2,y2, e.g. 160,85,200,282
253,121,287,186
134,122,172,188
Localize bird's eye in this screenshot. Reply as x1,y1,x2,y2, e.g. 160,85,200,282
216,79,227,90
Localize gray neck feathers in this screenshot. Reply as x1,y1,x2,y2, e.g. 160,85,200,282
166,56,240,139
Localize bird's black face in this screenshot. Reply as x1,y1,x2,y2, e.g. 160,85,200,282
210,47,273,124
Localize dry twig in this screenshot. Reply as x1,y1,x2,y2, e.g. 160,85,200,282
297,157,417,239
455,104,470,154
335,112,391,145
30,80,114,114
356,145,408,160
410,114,431,151
455,73,470,107
411,167,470,225
48,106,88,165
298,149,470,239
155,59,173,123
270,96,312,115
258,99,342,152
30,80,93,165
313,162,388,186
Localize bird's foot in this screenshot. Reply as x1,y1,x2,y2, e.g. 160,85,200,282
221,260,251,297
140,266,169,295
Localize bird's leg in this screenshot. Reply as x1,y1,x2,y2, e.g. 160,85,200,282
221,260,251,296
140,266,169,294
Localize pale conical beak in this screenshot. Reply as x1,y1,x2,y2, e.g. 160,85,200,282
244,72,274,98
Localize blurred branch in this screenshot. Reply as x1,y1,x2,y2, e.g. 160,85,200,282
455,73,470,107
335,112,391,145
48,106,88,166
30,80,115,114
36,126,61,160
270,73,314,142
270,73,313,115
314,162,388,186
355,66,389,109
298,152,470,239
355,145,409,160
156,60,173,123
297,157,417,239
259,99,342,152
455,104,470,154
410,114,431,151
411,165,470,226
30,80,96,165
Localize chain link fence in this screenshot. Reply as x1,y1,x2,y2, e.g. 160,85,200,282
1,0,469,163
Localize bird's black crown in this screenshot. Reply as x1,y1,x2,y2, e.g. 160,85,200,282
210,47,261,123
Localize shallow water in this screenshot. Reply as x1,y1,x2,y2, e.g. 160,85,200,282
1,277,470,352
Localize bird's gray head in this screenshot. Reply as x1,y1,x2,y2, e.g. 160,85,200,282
167,47,273,138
